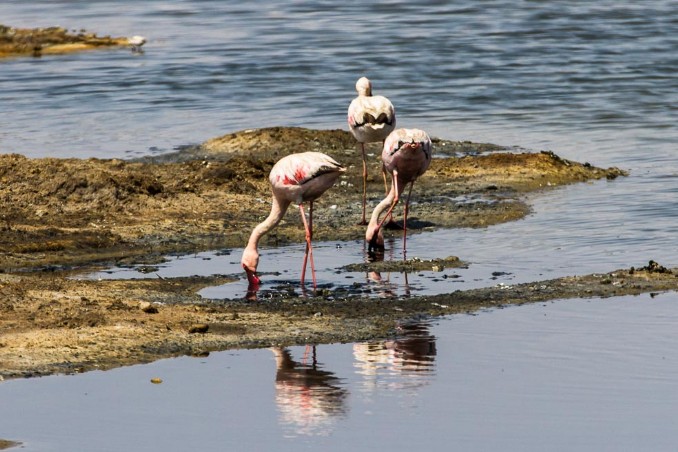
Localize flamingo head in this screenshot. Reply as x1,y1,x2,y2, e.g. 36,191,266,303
243,264,261,286
356,77,372,96
241,248,261,286
385,129,432,161
366,223,385,251
400,141,421,151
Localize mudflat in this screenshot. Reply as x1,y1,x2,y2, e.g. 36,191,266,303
4,125,673,381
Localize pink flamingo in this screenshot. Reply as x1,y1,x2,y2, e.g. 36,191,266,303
241,151,345,289
365,128,432,257
347,77,396,225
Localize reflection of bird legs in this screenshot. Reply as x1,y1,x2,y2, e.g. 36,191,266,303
301,345,317,366
245,287,258,301
404,271,411,296
358,144,368,225
402,182,415,260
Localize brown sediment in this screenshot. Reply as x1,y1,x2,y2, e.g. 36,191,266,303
0,127,625,270
0,439,20,450
0,126,638,380
0,25,130,58
1,263,677,380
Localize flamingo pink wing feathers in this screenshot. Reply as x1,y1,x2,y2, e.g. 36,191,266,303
270,152,344,193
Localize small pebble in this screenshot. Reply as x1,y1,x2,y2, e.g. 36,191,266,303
139,302,158,314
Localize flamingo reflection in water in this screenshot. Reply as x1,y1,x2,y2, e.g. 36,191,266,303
365,237,412,298
353,321,437,394
271,346,348,437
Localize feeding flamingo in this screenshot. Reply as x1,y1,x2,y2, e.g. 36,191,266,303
241,151,345,289
365,128,432,257
347,77,396,225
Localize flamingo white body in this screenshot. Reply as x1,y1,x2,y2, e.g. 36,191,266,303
241,151,345,289
347,77,396,224
365,128,432,256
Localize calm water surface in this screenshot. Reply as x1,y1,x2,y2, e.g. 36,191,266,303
1,1,677,450
2,294,678,451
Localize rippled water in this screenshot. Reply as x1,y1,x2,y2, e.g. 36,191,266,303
1,1,677,450
1,1,675,163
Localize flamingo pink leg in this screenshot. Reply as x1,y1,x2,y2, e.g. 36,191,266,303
381,143,389,195
359,144,368,225
402,181,415,259
301,344,313,364
299,202,317,288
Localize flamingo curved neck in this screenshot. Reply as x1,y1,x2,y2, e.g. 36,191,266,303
246,196,290,252
366,185,396,238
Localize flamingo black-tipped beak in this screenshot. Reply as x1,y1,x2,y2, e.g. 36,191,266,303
243,264,261,286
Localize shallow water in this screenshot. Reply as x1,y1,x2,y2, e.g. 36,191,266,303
1,1,677,450
2,293,678,451
89,176,678,300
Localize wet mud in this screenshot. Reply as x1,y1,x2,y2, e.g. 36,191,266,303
0,25,131,58
0,440,20,450
0,125,642,380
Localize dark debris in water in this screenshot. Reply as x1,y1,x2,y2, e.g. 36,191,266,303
340,256,465,273
629,260,674,275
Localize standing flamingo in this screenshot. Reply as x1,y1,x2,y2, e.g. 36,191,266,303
365,128,432,257
241,152,345,289
347,77,396,225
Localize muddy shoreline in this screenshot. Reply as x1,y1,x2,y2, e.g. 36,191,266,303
2,261,677,380
0,127,625,270
0,24,131,58
1,125,658,381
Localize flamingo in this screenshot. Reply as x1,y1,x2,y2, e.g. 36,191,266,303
365,128,432,257
347,77,396,225
241,151,345,289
